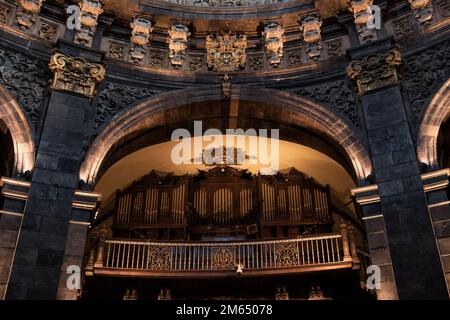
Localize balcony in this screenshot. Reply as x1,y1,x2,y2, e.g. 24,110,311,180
86,228,360,278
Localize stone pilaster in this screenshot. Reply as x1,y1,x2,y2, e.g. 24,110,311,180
4,40,105,299
0,177,30,299
348,37,448,299
351,185,398,299
421,169,450,296
56,190,100,300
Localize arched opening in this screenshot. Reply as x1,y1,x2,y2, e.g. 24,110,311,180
81,88,374,300
0,84,35,177
417,78,450,170
0,120,14,179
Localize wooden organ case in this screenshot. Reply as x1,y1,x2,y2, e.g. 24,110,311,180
112,167,333,240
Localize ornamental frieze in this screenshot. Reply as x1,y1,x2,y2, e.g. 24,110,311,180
49,51,105,97
347,48,402,95
206,31,247,72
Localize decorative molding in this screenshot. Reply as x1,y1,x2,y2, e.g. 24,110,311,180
109,42,125,60
95,82,161,129
39,22,57,41
74,0,104,47
129,16,153,63
299,15,322,61
348,0,378,44
403,39,450,124
0,48,48,126
16,0,45,30
49,51,105,97
408,0,434,25
206,31,247,72
326,39,343,58
347,48,402,95
189,56,203,71
168,24,190,67
0,2,10,24
287,51,302,67
221,74,231,98
249,55,264,71
296,80,359,126
351,184,380,205
262,22,284,66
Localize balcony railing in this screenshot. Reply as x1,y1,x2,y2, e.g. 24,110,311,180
87,226,360,277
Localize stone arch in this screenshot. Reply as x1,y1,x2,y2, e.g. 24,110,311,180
80,86,372,186
0,84,35,175
417,78,450,169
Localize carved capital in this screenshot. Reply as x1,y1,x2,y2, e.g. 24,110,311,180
206,31,247,72
74,0,104,47
168,24,190,67
129,16,153,63
16,0,45,30
408,0,434,25
262,22,284,66
299,15,322,61
49,52,106,97
347,48,401,95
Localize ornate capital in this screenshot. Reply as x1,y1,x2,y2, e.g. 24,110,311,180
347,0,377,44
16,0,45,30
206,31,247,72
74,0,104,47
408,0,434,25
299,15,322,61
347,48,401,95
168,24,190,67
262,22,284,66
129,16,153,63
49,52,106,97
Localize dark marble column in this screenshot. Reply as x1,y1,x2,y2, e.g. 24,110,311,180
348,37,448,299
0,177,30,299
422,169,450,296
4,41,105,300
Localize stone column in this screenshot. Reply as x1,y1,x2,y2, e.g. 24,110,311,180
347,37,448,299
56,190,101,300
4,40,105,299
351,185,398,299
0,177,31,299
421,169,450,296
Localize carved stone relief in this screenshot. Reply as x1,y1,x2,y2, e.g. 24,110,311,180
109,42,125,60
299,15,323,61
39,22,57,41
189,56,203,71
348,0,378,44
74,0,103,47
0,2,10,24
168,24,190,67
288,51,302,67
262,22,284,66
0,48,49,126
249,55,264,71
408,0,434,25
129,16,152,64
326,39,343,58
95,82,161,129
206,31,247,72
16,0,45,30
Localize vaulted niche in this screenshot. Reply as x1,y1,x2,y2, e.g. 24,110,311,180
94,136,361,242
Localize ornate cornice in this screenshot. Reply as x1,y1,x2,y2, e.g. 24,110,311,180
49,51,105,97
347,48,402,95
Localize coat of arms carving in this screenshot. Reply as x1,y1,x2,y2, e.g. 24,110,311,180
206,31,247,72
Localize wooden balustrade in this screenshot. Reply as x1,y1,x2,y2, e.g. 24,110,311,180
90,233,359,276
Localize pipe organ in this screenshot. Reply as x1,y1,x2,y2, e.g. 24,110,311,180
112,167,332,240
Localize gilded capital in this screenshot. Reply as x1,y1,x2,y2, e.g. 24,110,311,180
347,48,401,95
49,52,106,97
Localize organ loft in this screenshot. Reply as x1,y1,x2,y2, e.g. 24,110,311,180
0,0,449,300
